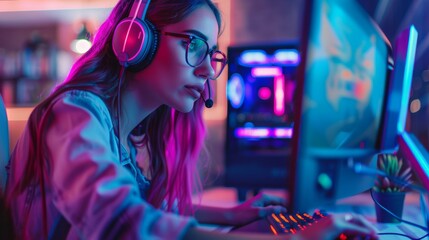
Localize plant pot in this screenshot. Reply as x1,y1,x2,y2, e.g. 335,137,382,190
373,191,406,223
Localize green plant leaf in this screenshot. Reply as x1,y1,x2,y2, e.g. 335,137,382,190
375,154,413,192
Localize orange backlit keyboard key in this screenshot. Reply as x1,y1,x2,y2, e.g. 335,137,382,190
266,211,327,235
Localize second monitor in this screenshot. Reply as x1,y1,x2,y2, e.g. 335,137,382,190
289,0,393,212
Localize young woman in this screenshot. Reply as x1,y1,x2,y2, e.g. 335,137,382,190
5,0,378,239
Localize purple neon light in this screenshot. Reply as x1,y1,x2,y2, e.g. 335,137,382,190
235,127,293,139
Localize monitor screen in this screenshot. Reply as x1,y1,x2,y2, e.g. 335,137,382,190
300,0,390,151
288,0,392,212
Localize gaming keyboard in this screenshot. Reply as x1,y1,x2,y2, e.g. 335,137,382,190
233,210,375,239
267,210,328,235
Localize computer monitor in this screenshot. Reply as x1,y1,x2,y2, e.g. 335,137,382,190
288,0,393,212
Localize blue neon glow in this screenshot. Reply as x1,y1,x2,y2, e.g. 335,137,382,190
398,25,418,134
227,73,245,108
239,50,269,66
273,49,300,65
402,133,429,178
238,49,300,67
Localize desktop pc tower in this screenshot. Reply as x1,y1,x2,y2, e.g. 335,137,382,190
224,43,300,201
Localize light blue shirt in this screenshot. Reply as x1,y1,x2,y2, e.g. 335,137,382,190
6,90,196,239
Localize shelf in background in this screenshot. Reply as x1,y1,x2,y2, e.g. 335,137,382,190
0,1,117,26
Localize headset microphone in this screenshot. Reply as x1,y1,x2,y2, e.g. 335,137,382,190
204,81,214,108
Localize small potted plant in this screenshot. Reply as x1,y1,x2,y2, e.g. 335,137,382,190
372,153,413,223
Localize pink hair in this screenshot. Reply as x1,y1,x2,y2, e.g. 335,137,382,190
139,98,208,215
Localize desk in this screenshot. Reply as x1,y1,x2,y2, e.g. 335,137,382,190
329,191,427,239
195,187,428,239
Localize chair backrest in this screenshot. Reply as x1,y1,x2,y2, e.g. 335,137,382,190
0,95,9,193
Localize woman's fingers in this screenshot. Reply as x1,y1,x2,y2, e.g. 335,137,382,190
257,193,287,207
341,221,375,235
257,205,287,218
347,214,378,233
298,214,378,240
334,214,378,239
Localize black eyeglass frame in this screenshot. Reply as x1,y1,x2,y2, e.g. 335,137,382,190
162,31,228,79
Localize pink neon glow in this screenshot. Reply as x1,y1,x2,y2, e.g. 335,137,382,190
251,67,282,77
235,128,270,138
235,127,293,139
274,75,285,116
274,128,293,138
258,87,272,100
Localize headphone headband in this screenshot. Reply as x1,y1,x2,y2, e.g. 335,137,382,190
112,0,158,71
130,0,151,19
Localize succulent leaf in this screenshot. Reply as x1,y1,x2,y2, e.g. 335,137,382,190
374,154,413,192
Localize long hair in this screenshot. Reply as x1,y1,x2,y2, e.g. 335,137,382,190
133,0,222,215
8,0,222,227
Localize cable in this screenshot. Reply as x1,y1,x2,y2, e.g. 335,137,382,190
353,163,429,239
378,232,429,240
420,191,429,229
416,233,429,240
353,163,427,193
354,163,429,228
370,189,429,231
117,66,126,163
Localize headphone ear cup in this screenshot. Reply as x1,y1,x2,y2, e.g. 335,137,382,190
112,17,159,71
128,20,159,72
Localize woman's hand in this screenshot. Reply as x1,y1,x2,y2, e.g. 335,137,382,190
227,192,287,226
296,213,378,240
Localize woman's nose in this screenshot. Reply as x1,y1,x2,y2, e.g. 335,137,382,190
194,55,215,79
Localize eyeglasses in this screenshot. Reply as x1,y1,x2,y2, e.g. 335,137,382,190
162,31,227,80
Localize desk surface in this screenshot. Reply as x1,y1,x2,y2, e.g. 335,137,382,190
327,190,427,239
195,187,428,239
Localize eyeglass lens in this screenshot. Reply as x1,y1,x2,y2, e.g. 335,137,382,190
187,38,226,79
187,38,207,66
210,51,226,79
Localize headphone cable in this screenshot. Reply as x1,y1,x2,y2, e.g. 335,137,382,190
117,66,126,163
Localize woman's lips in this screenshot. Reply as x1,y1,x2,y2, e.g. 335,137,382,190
185,85,204,99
